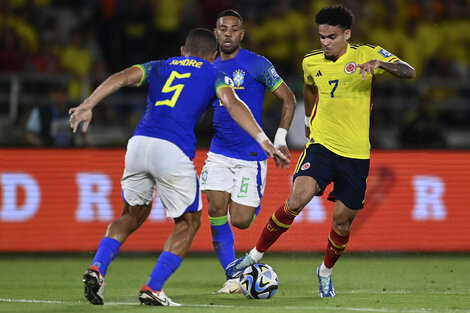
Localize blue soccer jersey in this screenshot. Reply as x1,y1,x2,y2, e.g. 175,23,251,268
133,57,231,160
209,49,283,161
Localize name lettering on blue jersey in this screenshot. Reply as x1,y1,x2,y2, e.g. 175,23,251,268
169,59,203,68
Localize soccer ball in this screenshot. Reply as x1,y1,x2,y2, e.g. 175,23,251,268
239,263,279,299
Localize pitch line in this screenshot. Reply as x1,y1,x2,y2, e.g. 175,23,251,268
1,298,469,312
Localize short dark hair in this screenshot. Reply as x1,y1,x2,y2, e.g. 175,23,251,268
184,28,217,56
315,5,354,30
216,9,243,26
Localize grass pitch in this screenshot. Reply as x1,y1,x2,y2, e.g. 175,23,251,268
0,253,468,313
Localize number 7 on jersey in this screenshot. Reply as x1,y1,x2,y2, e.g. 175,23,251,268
328,79,339,98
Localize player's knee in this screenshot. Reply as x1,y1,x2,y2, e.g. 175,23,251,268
191,217,201,233
287,197,307,214
207,203,226,217
332,221,351,234
187,212,201,235
230,216,251,230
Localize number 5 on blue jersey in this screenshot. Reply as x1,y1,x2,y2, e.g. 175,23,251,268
156,71,192,107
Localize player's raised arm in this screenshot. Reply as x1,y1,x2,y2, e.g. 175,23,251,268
217,86,290,169
69,66,143,133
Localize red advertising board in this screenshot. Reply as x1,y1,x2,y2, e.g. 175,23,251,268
0,149,469,252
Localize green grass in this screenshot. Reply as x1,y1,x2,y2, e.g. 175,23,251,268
0,253,469,313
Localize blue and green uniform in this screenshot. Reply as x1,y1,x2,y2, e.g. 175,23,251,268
91,56,231,292
207,49,283,275
134,56,231,160
210,48,283,161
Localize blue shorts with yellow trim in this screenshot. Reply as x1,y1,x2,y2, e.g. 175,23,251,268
292,143,370,210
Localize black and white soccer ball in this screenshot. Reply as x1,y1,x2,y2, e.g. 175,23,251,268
239,263,279,299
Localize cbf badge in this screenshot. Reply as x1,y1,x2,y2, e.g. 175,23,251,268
201,169,208,184
344,62,356,74
233,69,245,87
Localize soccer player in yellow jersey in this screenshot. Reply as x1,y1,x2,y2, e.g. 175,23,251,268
225,5,416,297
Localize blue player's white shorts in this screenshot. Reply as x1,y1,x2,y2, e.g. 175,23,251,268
121,136,202,218
200,152,267,207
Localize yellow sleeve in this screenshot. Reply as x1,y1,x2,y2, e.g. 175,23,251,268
302,58,315,86
372,46,401,75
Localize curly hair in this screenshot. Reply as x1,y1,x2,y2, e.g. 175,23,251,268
315,5,354,30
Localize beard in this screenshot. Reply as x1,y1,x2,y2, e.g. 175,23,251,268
325,54,335,61
219,43,239,55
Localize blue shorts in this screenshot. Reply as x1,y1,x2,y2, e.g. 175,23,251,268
292,144,370,210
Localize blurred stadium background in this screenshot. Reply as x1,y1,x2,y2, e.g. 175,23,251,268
1,0,470,255
1,0,469,148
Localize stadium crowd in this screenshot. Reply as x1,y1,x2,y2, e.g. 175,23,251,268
1,0,469,148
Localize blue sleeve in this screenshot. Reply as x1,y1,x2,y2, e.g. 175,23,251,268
249,55,284,92
214,70,234,93
132,61,160,87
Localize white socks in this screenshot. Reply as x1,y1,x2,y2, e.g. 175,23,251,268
319,261,332,277
249,247,264,263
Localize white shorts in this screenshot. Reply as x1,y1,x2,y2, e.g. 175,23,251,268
200,152,267,207
121,136,202,218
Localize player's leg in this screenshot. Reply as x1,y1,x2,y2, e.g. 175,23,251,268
139,210,201,306
225,176,318,279
316,200,356,298
316,154,369,297
84,136,155,305
226,145,330,279
205,190,235,271
139,140,202,306
321,200,357,273
252,175,318,255
200,153,239,291
228,158,267,230
88,202,152,274
219,159,266,287
83,202,152,304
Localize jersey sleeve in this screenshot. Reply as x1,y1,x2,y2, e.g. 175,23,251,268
132,61,160,87
371,46,401,75
302,57,315,86
214,70,234,93
252,55,283,92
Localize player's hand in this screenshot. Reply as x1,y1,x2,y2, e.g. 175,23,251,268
357,60,380,80
260,140,290,169
274,144,292,168
69,104,93,133
304,125,310,138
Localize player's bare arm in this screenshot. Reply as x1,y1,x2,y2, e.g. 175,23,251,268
357,59,416,80
303,83,318,138
217,86,290,168
272,82,296,164
378,60,416,79
69,66,143,133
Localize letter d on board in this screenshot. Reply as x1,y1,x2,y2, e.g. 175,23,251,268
0,173,40,222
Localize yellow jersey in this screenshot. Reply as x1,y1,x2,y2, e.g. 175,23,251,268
303,43,400,159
